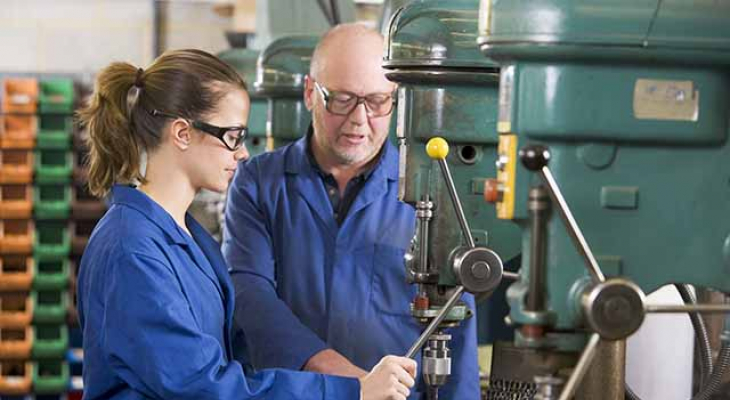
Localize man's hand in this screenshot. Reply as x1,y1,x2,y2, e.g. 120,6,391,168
360,356,417,400
303,349,368,378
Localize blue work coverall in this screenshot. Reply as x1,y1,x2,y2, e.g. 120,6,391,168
223,138,480,399
77,185,359,399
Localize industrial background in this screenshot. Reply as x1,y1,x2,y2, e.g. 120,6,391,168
0,1,728,399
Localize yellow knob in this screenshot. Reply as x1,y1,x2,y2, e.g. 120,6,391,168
426,137,449,160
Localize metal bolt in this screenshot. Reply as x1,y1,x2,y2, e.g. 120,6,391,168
495,154,509,171
471,261,490,279
603,297,632,324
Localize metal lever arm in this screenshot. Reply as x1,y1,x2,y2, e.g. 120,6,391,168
646,304,730,314
518,145,609,400
519,145,606,283
405,286,465,359
517,144,730,399
427,137,476,249
404,137,484,359
558,333,601,400
427,137,518,282
503,271,520,280
557,300,730,400
405,138,516,358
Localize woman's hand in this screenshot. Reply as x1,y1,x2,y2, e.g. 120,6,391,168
359,356,417,400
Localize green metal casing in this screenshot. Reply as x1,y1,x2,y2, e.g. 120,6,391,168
478,0,730,338
384,0,523,342
218,49,268,157
254,36,317,149
385,0,522,276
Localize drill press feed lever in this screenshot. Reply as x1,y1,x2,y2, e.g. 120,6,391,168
519,144,730,400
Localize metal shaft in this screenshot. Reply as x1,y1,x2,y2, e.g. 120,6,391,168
539,167,605,283
416,198,433,276
436,159,475,249
576,339,625,400
427,386,439,400
558,333,601,400
526,186,549,311
645,304,730,314
503,271,520,280
406,285,465,359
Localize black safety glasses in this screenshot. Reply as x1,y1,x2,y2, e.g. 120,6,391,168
150,109,248,151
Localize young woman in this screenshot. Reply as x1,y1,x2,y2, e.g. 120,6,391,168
76,49,416,400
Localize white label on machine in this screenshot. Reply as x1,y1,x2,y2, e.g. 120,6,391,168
397,139,407,200
396,87,408,200
478,0,492,36
633,79,699,122
397,87,407,139
498,65,514,133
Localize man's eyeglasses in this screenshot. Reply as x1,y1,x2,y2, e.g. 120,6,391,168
314,81,395,117
149,109,248,151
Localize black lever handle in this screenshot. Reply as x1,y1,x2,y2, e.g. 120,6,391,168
519,145,551,171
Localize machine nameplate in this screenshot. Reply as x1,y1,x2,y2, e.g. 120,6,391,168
633,79,699,122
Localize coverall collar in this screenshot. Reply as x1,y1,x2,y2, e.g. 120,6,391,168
282,132,399,231
284,131,398,182
110,184,191,246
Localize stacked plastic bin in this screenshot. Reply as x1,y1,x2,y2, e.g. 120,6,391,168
33,78,75,398
1,77,96,399
1,78,38,398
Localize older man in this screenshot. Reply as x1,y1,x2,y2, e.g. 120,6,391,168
223,24,479,399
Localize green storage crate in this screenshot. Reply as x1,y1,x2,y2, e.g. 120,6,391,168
35,150,72,184
39,79,74,114
32,359,69,394
33,257,69,290
33,184,71,220
31,324,68,359
37,115,72,150
32,290,68,323
33,221,70,259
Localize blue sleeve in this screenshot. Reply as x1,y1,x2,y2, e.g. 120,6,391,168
102,251,358,399
438,292,481,399
222,163,329,371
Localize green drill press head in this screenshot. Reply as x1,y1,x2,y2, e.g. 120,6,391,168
254,36,318,150
218,48,268,157
478,0,730,345
385,0,521,290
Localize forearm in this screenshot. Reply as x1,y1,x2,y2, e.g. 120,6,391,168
232,277,329,370
304,349,368,378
